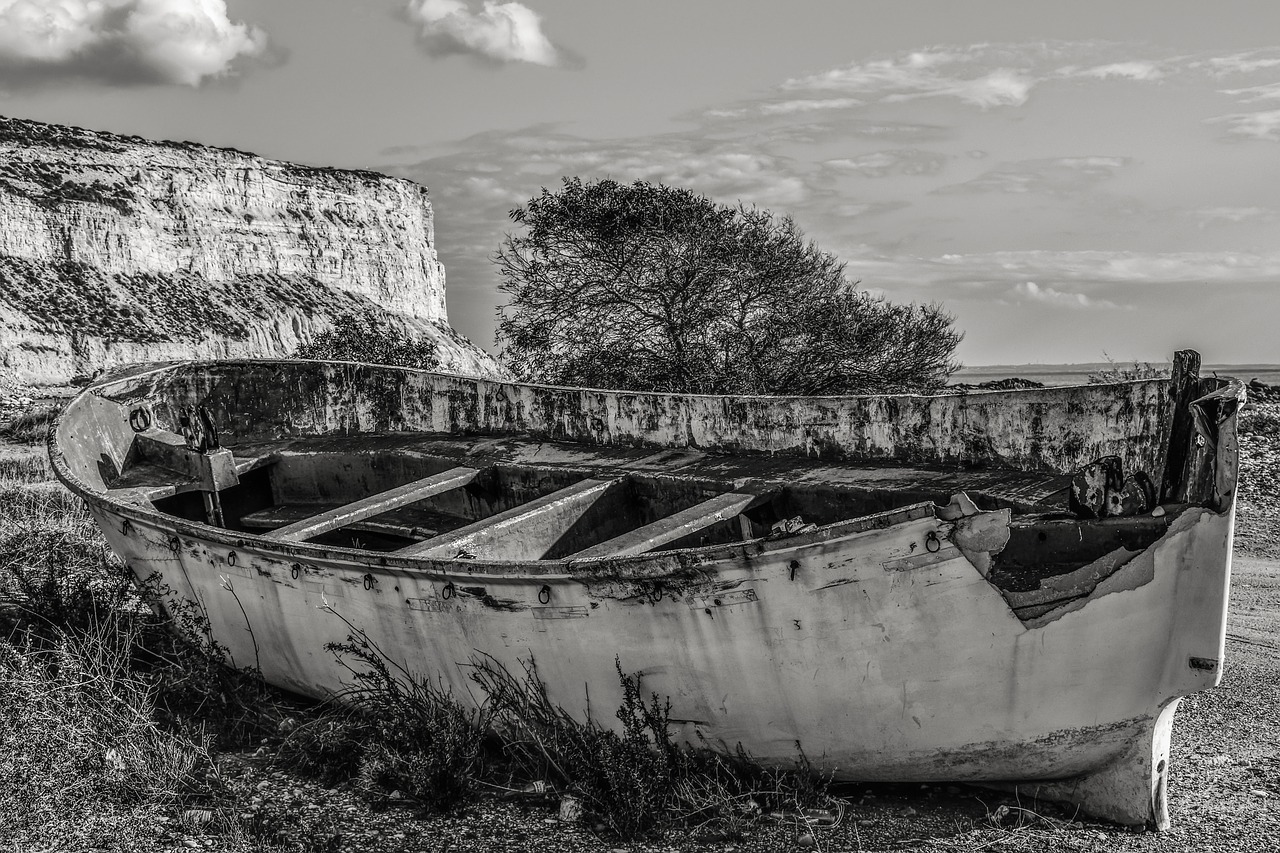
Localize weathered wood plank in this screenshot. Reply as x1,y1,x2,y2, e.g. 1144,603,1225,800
242,504,442,542
1160,350,1201,503
233,453,278,476
567,491,760,560
265,467,477,542
398,477,621,559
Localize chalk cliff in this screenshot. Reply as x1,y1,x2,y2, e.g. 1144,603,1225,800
0,115,504,383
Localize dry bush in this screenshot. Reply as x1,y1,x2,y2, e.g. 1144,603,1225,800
0,402,60,444
0,622,221,840
471,654,837,841
0,445,290,849
281,627,491,812
293,312,441,370
1086,354,1169,384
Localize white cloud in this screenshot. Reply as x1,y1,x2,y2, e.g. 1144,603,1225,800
0,0,268,87
1208,109,1280,141
787,48,1035,108
1200,51,1280,76
1072,61,1164,81
825,149,947,178
758,97,863,115
1054,156,1127,169
1012,281,1118,309
404,0,560,66
1191,207,1275,225
936,155,1129,196
882,68,1033,107
1220,81,1280,102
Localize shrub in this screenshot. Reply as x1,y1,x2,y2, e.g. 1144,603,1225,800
471,655,836,840
1087,354,1168,384
276,700,370,786
283,629,490,811
471,655,682,838
132,575,281,746
294,313,441,370
0,623,221,840
0,453,128,643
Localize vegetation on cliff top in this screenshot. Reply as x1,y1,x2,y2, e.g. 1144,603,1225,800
0,114,407,188
0,255,426,346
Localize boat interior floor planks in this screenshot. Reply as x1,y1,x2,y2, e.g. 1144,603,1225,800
127,430,1182,605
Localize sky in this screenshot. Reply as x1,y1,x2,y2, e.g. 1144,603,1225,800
2,1,1279,366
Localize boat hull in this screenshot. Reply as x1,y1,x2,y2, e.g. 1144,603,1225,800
87,492,1232,827
50,356,1242,829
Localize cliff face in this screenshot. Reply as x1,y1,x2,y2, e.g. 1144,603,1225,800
0,116,504,383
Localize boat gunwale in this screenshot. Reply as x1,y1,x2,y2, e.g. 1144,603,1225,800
81,356,1171,403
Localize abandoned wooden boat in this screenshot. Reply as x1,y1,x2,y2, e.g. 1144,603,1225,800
49,351,1243,829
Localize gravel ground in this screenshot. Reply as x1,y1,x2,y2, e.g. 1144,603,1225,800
6,401,1278,853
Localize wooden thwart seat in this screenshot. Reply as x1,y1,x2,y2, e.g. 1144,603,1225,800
263,466,478,542
397,477,622,560
567,491,762,560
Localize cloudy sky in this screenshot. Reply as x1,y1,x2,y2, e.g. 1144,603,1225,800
2,0,1279,366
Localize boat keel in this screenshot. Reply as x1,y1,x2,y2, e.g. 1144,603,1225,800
996,698,1180,829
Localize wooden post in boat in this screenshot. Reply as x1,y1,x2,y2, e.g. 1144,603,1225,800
132,428,240,526
1160,350,1201,504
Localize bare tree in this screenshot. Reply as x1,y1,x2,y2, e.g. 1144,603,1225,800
495,178,961,395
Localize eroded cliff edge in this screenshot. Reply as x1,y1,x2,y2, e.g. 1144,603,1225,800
0,115,505,383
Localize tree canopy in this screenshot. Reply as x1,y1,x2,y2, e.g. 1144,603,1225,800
495,178,961,396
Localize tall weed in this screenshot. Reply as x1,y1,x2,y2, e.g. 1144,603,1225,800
281,627,491,812
1087,354,1168,384
471,655,836,840
0,403,60,444
0,621,221,840
133,574,282,745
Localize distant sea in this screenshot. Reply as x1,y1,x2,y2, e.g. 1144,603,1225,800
950,362,1280,387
